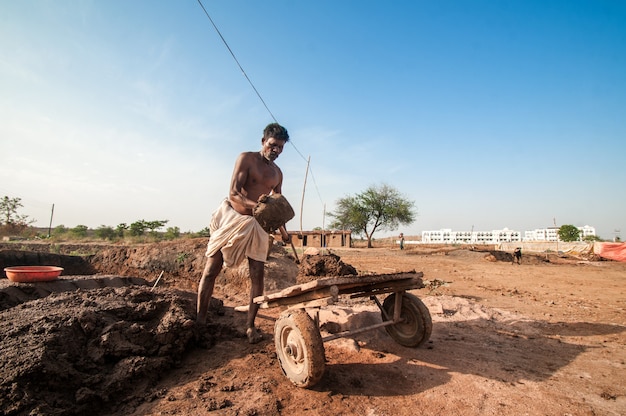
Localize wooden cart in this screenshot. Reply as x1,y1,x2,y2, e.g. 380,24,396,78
249,271,432,388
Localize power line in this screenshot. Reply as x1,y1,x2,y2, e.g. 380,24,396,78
195,0,326,209
196,0,277,124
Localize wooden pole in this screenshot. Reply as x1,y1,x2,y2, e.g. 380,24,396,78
321,203,326,255
299,156,310,253
47,204,54,238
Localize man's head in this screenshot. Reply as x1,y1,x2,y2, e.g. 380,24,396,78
261,123,289,162
263,123,289,142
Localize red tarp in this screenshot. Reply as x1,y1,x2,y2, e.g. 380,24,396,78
594,242,626,262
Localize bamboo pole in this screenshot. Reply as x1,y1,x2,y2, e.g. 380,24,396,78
298,156,310,253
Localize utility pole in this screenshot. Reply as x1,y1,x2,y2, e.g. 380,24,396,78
47,204,55,238
553,217,559,254
299,156,310,254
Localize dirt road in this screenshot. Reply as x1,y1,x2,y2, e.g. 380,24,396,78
1,241,625,415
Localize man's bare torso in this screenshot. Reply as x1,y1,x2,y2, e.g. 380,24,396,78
229,151,283,216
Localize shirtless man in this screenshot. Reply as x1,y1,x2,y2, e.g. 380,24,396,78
197,123,290,343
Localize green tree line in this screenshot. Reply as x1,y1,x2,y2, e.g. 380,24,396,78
0,195,210,241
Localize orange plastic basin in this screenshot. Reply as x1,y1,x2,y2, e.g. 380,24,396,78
4,266,64,283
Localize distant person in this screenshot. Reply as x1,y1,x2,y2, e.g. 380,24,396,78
512,247,522,265
399,233,405,250
196,123,291,344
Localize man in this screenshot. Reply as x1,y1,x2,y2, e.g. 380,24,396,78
197,123,291,344
512,247,522,265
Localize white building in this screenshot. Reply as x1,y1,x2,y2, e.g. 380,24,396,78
422,228,522,244
579,225,596,239
524,225,596,242
422,225,596,244
524,227,560,242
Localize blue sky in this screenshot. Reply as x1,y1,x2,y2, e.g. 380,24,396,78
1,0,624,240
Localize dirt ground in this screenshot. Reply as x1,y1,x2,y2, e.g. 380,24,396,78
1,239,625,415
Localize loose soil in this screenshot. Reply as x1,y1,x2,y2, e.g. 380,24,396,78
1,240,625,415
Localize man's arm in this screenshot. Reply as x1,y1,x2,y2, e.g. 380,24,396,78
229,153,257,214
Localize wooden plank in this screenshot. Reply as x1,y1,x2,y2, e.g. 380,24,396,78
253,271,423,304
339,277,425,297
262,285,339,308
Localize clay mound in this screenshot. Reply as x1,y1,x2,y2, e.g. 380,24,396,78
297,253,357,284
217,242,299,302
0,286,203,416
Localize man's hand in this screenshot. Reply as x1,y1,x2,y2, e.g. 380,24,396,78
257,194,269,204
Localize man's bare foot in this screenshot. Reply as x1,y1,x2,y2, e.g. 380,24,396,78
246,327,263,344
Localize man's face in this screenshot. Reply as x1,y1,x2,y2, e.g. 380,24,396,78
261,137,286,161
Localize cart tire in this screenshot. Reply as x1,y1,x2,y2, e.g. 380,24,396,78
274,309,325,388
382,293,432,347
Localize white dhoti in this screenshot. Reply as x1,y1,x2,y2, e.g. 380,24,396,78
205,199,269,268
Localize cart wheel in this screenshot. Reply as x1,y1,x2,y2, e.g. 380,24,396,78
274,309,325,388
381,293,432,347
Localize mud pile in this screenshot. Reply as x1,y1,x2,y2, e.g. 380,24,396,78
0,285,203,415
297,252,357,283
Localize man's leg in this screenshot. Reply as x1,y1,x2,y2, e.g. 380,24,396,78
246,258,265,343
197,251,224,324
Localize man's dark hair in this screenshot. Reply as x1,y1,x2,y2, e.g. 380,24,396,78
263,123,290,142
